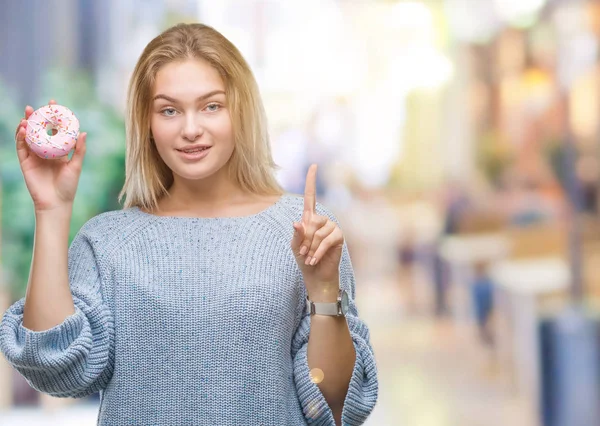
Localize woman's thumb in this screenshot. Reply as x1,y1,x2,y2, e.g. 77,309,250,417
69,132,87,168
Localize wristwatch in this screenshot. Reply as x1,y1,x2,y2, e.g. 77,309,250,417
306,288,349,317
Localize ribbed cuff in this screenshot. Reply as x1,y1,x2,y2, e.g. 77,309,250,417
1,298,87,369
294,341,336,425
293,316,378,426
339,336,378,425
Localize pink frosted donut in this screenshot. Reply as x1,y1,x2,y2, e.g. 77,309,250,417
25,104,80,159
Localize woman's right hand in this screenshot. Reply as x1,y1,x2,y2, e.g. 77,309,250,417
15,100,87,213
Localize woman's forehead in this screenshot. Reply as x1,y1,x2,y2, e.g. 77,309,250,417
153,59,225,98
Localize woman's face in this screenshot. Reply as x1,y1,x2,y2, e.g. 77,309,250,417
150,58,234,183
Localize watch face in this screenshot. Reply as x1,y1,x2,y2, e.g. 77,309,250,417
340,290,349,314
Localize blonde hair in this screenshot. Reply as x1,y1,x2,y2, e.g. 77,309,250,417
118,23,284,210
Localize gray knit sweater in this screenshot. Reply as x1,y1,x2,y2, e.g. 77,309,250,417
0,193,378,425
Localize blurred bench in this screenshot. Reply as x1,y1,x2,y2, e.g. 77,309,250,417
439,232,510,332
438,210,510,333
491,224,570,425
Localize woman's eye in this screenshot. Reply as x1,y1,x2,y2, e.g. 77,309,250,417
205,103,220,112
161,108,177,116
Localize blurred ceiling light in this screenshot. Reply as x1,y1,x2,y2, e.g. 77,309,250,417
261,1,367,96
445,0,501,43
387,1,433,32
382,2,453,91
446,0,546,40
388,47,454,92
263,32,366,96
493,0,547,27
352,89,405,188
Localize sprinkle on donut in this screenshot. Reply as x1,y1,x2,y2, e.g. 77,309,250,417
25,104,80,159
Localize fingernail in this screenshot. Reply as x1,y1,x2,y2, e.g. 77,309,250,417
300,246,308,255
305,256,311,265
310,257,317,266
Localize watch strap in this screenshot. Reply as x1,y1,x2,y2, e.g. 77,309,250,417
307,300,340,316
306,289,343,316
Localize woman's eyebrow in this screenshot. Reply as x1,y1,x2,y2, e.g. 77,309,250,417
152,90,226,103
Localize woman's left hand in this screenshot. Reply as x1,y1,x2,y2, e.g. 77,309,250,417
291,164,344,300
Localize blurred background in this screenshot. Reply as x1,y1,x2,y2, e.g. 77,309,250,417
2,0,600,425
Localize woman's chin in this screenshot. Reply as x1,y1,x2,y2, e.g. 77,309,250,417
171,165,219,182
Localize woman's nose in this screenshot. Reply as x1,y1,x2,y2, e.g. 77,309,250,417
182,113,204,141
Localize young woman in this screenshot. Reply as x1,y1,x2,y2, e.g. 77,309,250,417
1,23,378,425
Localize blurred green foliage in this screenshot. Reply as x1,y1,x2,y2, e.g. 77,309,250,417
0,69,126,299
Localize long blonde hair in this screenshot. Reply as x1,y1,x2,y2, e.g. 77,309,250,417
118,23,284,210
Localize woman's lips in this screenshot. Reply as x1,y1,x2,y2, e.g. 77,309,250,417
177,146,211,160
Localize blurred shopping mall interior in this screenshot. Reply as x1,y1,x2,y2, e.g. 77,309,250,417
3,1,600,425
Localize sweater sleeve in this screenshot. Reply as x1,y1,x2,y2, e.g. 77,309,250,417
291,204,379,425
0,223,115,398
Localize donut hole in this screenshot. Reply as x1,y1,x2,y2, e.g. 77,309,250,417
46,126,58,137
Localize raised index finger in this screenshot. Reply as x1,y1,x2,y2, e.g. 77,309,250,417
303,163,317,214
